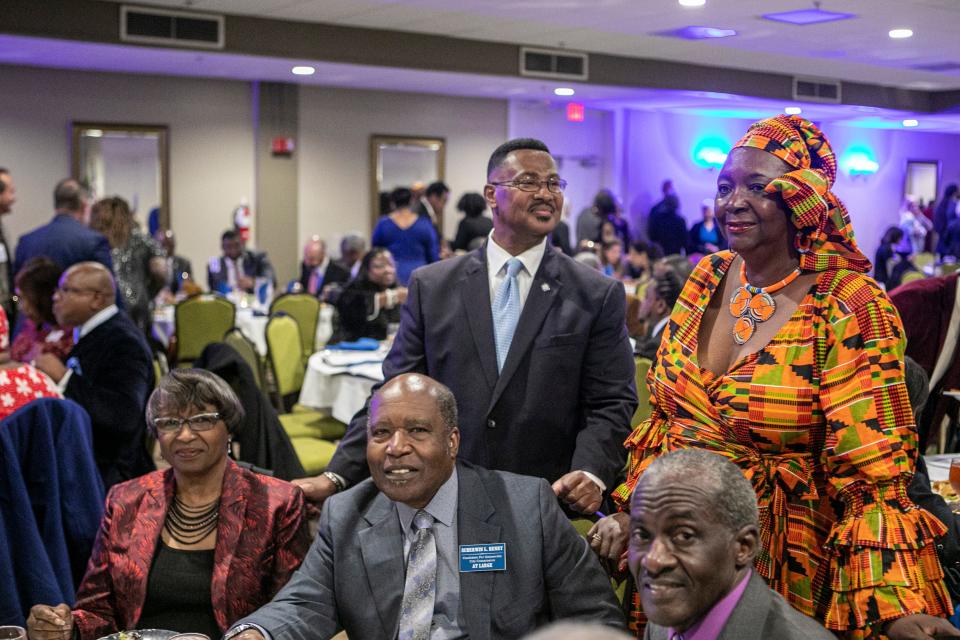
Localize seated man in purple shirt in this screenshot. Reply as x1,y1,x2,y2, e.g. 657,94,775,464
629,449,835,640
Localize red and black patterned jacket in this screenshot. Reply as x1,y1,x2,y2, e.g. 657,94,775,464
72,459,310,639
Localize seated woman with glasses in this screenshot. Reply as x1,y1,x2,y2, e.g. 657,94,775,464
27,369,311,640
332,247,407,343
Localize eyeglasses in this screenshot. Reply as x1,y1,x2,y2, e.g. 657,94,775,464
153,412,221,434
490,177,567,193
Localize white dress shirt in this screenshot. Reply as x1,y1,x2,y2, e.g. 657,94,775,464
485,231,548,306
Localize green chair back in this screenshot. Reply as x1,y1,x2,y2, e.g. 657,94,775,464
900,271,926,285
941,262,960,275
174,295,235,366
914,252,936,272
270,293,321,358
632,357,653,428
266,313,306,399
224,328,264,390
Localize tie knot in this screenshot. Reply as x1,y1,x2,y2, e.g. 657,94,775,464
505,258,524,279
413,510,433,531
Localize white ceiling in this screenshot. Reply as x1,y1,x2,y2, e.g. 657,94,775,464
107,0,960,90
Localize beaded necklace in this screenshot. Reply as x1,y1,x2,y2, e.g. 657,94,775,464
164,494,220,545
728,260,801,345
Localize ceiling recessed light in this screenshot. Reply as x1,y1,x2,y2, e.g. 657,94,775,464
679,0,706,7
889,29,913,39
763,9,856,25
292,65,316,76
902,119,919,127
656,25,737,39
784,107,803,115
554,87,575,96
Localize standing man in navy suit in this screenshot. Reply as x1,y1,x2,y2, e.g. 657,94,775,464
13,179,113,275
297,138,637,515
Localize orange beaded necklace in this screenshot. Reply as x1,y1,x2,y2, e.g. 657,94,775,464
728,260,802,345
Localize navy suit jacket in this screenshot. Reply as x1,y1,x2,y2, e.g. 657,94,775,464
207,250,276,293
64,311,155,489
328,244,637,490
297,260,351,295
238,462,624,640
14,214,113,275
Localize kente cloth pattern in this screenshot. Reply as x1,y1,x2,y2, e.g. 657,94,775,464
613,251,951,639
733,114,872,275
492,257,523,372
398,510,437,640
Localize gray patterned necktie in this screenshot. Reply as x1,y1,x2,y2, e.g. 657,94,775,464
398,510,436,640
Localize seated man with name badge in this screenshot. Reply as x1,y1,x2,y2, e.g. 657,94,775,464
630,449,837,640
224,373,624,640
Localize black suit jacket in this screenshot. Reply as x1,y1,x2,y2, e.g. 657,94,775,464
645,573,836,640
14,214,113,275
64,311,154,489
328,244,637,489
297,260,351,296
168,255,192,293
207,250,275,293
239,461,624,640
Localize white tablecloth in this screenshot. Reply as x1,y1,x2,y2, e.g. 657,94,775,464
299,348,387,423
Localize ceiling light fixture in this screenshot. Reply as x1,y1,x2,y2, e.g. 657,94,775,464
784,107,803,115
554,87,575,96
678,0,706,7
902,119,919,127
657,26,737,39
888,28,913,39
292,65,316,75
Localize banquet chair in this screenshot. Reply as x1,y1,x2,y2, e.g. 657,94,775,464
270,293,321,359
901,271,926,285
914,252,936,273
942,263,960,275
224,327,264,390
173,294,235,367
0,398,104,624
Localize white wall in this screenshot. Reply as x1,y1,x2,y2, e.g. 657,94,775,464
508,101,615,240
0,64,254,277
298,87,508,252
623,109,960,260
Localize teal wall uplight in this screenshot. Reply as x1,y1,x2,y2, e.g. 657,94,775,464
692,137,730,169
841,146,880,176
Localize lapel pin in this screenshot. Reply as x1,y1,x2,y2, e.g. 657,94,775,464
541,283,551,292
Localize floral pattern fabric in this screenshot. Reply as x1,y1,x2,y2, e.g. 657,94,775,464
0,364,62,420
614,251,951,639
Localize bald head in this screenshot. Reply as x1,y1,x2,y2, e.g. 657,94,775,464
53,262,116,327
303,236,327,268
371,373,458,434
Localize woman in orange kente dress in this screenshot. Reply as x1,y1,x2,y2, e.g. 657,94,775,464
611,116,953,639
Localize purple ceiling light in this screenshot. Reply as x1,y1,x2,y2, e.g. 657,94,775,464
762,8,856,25
655,26,737,40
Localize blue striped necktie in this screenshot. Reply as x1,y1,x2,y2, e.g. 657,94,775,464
492,257,524,372
398,510,436,640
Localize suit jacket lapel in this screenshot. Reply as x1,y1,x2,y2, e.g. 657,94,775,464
460,250,498,391
125,472,171,627
488,249,562,411
718,573,772,640
456,464,501,640
359,493,406,638
212,460,246,630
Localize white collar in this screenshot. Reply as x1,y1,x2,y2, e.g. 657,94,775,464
76,305,119,341
315,256,330,273
651,315,670,340
485,231,548,278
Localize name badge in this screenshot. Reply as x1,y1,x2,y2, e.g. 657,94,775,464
459,543,506,572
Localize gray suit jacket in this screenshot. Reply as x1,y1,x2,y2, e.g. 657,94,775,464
644,573,836,640
238,462,624,640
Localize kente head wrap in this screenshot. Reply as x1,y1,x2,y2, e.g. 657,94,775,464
733,114,871,273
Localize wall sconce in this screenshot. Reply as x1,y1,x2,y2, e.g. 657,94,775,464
694,147,728,170
841,149,879,177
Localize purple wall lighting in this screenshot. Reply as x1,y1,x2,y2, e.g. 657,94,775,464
762,9,856,25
